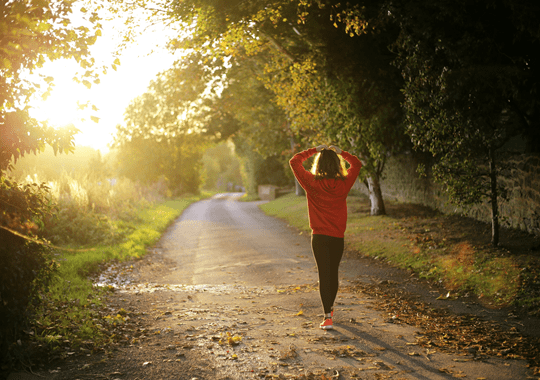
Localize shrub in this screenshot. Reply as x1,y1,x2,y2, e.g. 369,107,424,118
43,207,128,246
34,173,167,247
0,175,57,364
0,229,56,365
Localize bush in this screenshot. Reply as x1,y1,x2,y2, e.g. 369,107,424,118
43,206,132,247
36,174,167,247
0,175,57,366
0,229,56,365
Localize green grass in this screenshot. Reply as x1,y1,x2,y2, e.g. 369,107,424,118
35,193,212,350
238,193,260,202
259,193,310,232
259,193,524,309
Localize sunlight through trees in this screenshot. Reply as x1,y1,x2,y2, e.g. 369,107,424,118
2,1,540,361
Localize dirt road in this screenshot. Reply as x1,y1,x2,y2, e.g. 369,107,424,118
35,193,535,380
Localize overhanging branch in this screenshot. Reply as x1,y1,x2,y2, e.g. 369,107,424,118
258,29,297,63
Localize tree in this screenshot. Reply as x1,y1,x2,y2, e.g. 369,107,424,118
256,7,404,214
113,57,223,194
201,141,242,191
0,0,103,359
391,0,540,245
153,0,407,214
1,0,104,234
204,57,294,196
1,0,103,172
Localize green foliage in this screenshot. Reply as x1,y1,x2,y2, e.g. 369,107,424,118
233,135,292,196
10,150,170,247
0,230,56,366
391,0,540,244
0,176,54,236
0,2,105,363
114,133,205,195
202,142,243,191
113,59,222,195
216,59,290,157
258,155,292,188
41,173,166,246
45,208,126,247
201,54,293,195
109,1,409,211
235,140,264,197
152,0,406,213
1,0,104,171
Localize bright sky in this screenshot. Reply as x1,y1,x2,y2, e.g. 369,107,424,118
29,10,182,153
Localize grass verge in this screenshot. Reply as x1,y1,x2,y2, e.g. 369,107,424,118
31,193,211,359
260,192,539,314
239,193,260,202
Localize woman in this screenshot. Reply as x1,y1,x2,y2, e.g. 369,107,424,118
289,144,362,329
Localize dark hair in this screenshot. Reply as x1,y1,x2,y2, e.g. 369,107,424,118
311,149,347,180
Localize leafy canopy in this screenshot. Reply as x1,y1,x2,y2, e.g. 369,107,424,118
393,0,540,205
1,0,104,172
113,57,224,194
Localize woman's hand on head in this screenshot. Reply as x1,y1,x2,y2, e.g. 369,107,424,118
329,145,342,154
316,144,328,152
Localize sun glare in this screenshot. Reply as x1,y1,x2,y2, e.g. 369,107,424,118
27,10,185,152
31,80,90,129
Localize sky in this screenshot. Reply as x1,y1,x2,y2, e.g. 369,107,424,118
29,9,182,153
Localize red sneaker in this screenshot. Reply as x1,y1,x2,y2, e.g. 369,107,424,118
320,318,333,330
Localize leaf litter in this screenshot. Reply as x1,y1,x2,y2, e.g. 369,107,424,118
346,280,540,374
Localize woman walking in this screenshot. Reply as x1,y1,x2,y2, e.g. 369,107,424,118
289,144,362,329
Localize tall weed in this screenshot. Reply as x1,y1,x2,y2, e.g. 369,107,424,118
18,172,169,246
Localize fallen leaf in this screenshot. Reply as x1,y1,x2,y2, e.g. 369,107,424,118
436,292,451,300
219,332,242,346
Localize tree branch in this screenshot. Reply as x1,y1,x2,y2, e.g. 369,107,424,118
257,29,297,63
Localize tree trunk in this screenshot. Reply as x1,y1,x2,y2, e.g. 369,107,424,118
366,175,386,216
489,148,500,246
294,178,305,196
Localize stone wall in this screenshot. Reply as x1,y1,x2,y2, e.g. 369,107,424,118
497,154,540,234
258,185,279,201
353,152,540,236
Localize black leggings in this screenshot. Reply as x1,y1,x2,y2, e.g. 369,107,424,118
311,234,344,314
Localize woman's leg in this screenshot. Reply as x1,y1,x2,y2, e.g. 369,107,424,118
311,234,345,315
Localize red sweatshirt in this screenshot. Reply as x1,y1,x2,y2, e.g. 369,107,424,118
289,148,362,238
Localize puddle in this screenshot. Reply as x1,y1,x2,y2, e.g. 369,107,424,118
94,280,276,295
93,267,134,289
125,283,276,295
